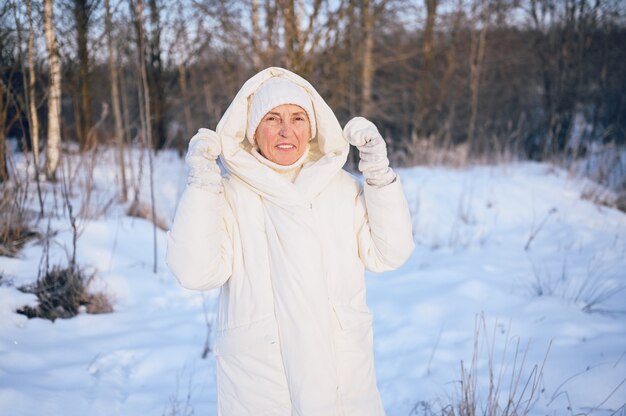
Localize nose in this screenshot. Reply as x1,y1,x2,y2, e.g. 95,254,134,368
279,122,292,137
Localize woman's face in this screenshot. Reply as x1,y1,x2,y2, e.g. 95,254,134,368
254,104,311,166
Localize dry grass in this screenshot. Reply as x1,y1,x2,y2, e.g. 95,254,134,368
127,199,169,231
0,183,39,258
16,265,113,321
529,253,625,315
162,367,196,416
393,134,519,169
411,315,549,416
0,222,39,258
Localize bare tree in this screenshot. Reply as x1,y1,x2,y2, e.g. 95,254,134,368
251,0,262,69
417,0,438,129
170,10,194,143
104,0,127,201
147,0,167,150
361,0,374,117
178,63,192,138
280,0,324,76
467,0,488,154
73,0,96,149
43,0,62,180
26,0,40,168
1,1,21,183
0,78,9,183
526,0,606,159
132,0,158,273
23,0,45,216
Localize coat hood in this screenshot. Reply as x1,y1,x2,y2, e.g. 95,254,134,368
215,67,349,206
216,67,348,160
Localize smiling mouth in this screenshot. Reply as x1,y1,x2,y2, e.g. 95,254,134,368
276,144,296,150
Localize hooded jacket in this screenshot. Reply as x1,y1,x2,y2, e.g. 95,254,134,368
166,67,414,416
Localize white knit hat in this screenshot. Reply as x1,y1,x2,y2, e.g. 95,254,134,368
246,77,317,144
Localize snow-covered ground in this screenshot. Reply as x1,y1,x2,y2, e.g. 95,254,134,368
1,147,625,415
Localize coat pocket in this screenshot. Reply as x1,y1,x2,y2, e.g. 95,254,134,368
332,303,374,353
214,317,291,415
332,303,373,330
332,304,383,413
213,315,279,356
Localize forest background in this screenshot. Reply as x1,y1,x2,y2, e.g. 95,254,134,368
1,0,625,191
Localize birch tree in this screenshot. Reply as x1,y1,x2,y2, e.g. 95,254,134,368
43,0,62,180
105,0,127,201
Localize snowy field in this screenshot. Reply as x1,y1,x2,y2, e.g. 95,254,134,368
1,147,625,415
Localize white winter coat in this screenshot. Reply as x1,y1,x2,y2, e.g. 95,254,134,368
167,67,414,416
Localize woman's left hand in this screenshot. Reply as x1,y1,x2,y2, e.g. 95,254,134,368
343,117,396,187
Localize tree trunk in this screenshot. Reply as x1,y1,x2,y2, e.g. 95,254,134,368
0,79,8,182
201,70,219,124
119,62,134,188
105,0,127,201
282,0,299,71
134,0,158,273
422,0,438,110
251,0,262,69
25,0,45,216
414,0,439,138
347,0,357,116
468,8,487,154
361,0,374,118
264,0,277,62
423,0,437,69
75,0,93,149
44,0,62,180
148,0,166,150
178,63,193,138
26,0,40,168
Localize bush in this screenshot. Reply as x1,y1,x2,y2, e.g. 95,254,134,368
0,185,39,258
16,265,113,321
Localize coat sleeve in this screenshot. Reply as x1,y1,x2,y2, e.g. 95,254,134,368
166,185,233,291
354,175,414,272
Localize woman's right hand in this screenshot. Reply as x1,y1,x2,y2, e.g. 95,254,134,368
187,128,221,162
186,128,223,190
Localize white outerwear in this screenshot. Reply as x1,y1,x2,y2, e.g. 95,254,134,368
166,67,415,416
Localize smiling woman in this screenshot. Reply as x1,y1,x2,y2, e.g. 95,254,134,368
166,67,414,416
254,104,311,165
245,76,318,166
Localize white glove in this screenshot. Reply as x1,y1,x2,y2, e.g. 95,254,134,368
185,128,223,191
343,117,396,187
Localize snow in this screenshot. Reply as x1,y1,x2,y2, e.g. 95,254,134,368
1,147,625,415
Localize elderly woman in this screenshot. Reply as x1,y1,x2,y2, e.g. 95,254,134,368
166,67,414,416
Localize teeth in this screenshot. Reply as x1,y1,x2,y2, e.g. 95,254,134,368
277,144,295,149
